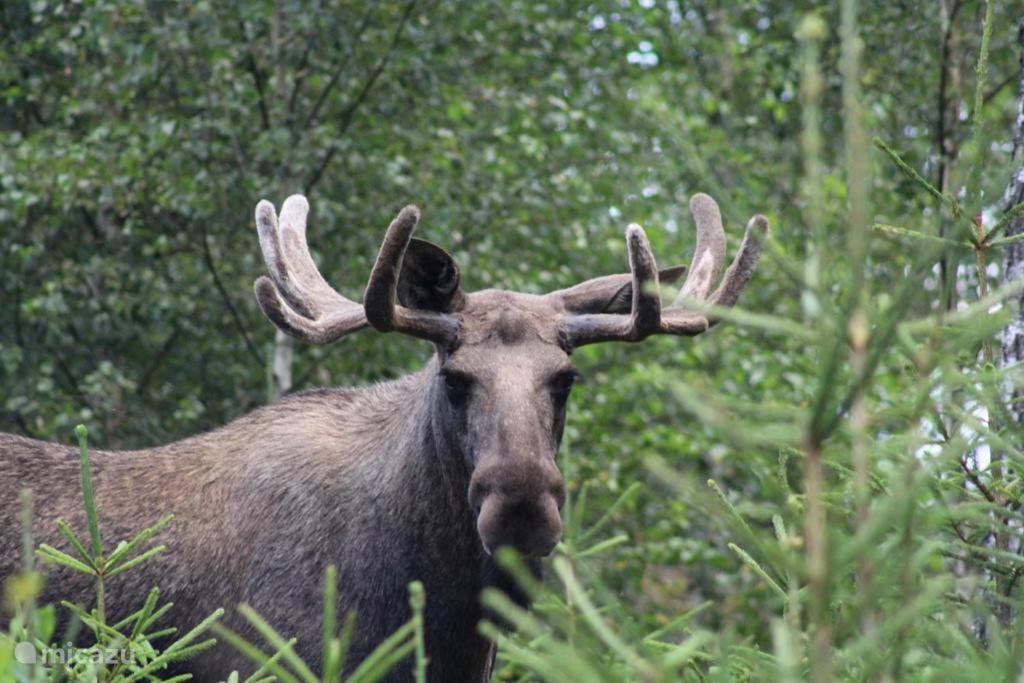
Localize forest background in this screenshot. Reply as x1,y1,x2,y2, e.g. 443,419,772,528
3,0,1024,680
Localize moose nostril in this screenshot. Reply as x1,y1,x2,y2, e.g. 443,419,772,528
551,483,567,509
469,482,491,514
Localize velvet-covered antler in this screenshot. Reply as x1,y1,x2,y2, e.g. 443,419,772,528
254,195,369,344
362,205,460,344
555,193,767,347
253,196,458,346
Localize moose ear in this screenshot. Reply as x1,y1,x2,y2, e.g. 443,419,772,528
396,238,466,313
551,265,687,314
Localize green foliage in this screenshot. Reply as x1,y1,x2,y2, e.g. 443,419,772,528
481,1,1024,681
3,0,1024,680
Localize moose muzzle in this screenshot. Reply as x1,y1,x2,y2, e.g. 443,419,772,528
469,461,566,557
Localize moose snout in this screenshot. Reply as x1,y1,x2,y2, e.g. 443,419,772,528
470,464,565,557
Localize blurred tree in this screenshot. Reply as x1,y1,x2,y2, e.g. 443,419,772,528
1002,18,1024,427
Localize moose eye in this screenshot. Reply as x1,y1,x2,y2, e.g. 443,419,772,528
549,371,578,403
443,372,472,406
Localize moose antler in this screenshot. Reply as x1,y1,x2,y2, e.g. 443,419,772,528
254,193,761,349
558,193,767,347
254,195,458,346
254,195,369,344
362,206,460,343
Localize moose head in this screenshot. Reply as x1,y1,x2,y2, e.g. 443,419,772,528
253,194,767,558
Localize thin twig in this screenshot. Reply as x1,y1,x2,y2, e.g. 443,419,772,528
303,4,377,130
959,455,997,504
305,0,419,193
199,223,264,366
239,18,272,131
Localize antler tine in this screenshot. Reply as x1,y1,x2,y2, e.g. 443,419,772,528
562,192,767,346
660,197,767,336
676,193,727,302
626,224,661,336
363,206,460,344
253,276,365,344
253,195,368,344
710,215,768,307
561,223,661,344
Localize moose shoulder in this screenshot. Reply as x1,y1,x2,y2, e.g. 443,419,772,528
0,193,766,681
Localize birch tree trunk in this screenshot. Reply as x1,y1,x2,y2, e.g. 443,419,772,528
271,329,293,401
1001,20,1024,427
994,19,1024,630
267,0,293,402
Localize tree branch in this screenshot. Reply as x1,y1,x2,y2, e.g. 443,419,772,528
239,18,272,131
304,0,419,193
136,326,182,396
199,223,264,366
984,70,1017,105
286,40,315,124
960,455,997,504
302,4,377,131
935,0,963,312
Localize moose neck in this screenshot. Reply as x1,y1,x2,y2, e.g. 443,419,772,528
347,359,496,681
388,357,477,537
378,358,535,671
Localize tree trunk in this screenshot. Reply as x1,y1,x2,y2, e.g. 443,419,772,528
1001,20,1024,426
994,18,1024,631
270,329,293,401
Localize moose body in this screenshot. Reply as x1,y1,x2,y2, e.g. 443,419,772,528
0,193,765,681
1,369,510,681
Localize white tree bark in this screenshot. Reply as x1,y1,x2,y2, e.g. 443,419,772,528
1000,21,1024,426
989,19,1024,633
271,329,293,400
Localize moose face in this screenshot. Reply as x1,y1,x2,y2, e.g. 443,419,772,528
252,194,766,559
434,294,576,557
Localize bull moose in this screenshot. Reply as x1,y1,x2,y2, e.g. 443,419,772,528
0,192,766,681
